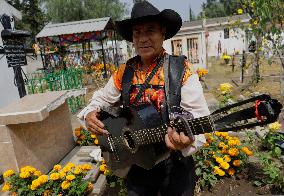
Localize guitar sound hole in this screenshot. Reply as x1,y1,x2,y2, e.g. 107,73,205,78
123,131,136,150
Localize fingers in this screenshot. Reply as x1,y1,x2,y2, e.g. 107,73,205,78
86,111,108,135
165,127,193,150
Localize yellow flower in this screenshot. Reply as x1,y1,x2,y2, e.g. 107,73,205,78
59,171,66,179
66,174,76,181
50,173,60,181
82,164,92,171
99,164,107,172
218,142,226,148
74,166,82,175
38,175,49,184
31,180,41,190
21,166,36,174
34,170,42,177
53,164,62,171
203,142,210,147
220,162,230,170
2,182,11,192
233,160,242,167
91,134,97,139
250,2,255,7
228,148,239,157
214,131,221,137
94,139,99,145
237,8,243,14
104,169,110,175
20,171,30,179
66,162,75,169
215,157,224,164
228,168,235,176
268,122,281,131
220,132,228,137
219,83,233,94
61,181,71,190
3,169,15,178
224,155,231,162
253,20,258,25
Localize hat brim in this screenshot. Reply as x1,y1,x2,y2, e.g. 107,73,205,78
115,9,182,42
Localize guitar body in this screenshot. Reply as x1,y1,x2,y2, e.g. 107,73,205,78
98,104,169,177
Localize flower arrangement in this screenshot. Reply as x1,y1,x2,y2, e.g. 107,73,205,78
222,54,231,64
196,68,209,79
262,122,284,158
74,126,99,146
1,163,93,195
217,83,234,107
194,131,253,189
99,160,127,196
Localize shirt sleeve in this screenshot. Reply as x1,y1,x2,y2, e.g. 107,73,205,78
180,73,210,157
77,76,121,124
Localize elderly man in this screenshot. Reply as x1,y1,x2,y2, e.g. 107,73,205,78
78,1,209,195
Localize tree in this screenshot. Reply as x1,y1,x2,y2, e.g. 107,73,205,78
44,0,128,23
6,0,46,45
189,7,196,21
200,0,239,18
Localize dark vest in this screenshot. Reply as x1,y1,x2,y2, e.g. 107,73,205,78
120,54,186,123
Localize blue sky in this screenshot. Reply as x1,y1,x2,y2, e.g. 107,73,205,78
120,0,206,21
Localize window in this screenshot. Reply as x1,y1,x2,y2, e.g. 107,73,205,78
224,28,229,39
171,40,182,56
187,38,199,64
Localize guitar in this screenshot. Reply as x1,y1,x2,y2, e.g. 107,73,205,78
97,94,282,177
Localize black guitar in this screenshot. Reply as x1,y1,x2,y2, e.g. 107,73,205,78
97,94,282,177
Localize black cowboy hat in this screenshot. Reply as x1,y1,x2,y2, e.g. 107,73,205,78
115,1,182,42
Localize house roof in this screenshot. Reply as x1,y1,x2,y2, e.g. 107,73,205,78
36,17,114,38
0,0,22,19
182,14,250,29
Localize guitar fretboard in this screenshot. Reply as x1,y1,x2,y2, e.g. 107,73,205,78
131,115,215,145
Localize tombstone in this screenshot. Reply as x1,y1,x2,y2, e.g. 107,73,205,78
0,91,75,173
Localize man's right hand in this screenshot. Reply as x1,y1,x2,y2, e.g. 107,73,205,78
86,111,109,135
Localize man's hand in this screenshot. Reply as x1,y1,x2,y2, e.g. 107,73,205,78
165,127,194,150
86,111,109,135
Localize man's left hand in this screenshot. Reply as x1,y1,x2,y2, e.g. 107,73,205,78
165,127,194,150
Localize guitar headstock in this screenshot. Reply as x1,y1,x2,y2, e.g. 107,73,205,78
212,94,283,132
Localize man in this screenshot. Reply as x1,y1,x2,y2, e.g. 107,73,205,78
78,1,209,195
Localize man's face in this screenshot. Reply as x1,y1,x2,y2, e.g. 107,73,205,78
132,21,165,61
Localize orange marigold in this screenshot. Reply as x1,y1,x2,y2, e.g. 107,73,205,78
228,168,235,176
233,160,242,167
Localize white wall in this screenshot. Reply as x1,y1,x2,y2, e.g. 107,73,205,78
207,28,246,56
163,33,207,69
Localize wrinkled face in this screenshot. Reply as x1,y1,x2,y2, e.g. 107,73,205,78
132,21,165,61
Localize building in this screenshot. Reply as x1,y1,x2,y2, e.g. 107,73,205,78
163,15,251,69
0,0,23,108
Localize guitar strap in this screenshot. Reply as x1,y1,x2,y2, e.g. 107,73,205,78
121,54,186,123
163,55,187,118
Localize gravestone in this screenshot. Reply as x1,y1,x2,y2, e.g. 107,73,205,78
0,91,75,174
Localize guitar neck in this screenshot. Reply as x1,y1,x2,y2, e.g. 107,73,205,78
132,115,216,145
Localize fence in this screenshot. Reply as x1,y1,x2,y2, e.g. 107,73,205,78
26,68,86,113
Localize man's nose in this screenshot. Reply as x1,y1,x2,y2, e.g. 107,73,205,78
138,32,149,42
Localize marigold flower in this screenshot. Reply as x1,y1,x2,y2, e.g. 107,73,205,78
217,169,225,176
34,170,42,177
20,171,30,178
82,164,92,171
74,166,82,175
2,182,11,192
220,162,230,170
91,134,97,139
228,148,239,157
237,9,243,14
224,155,231,162
3,169,15,178
268,122,281,131
228,168,235,176
233,160,242,167
61,181,71,190
50,173,60,181
59,171,66,179
99,164,107,172
38,175,49,184
215,157,224,164
66,174,76,181
94,139,99,145
31,180,41,190
219,83,233,94
220,132,228,137
218,142,226,148
53,164,62,171
102,160,106,164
